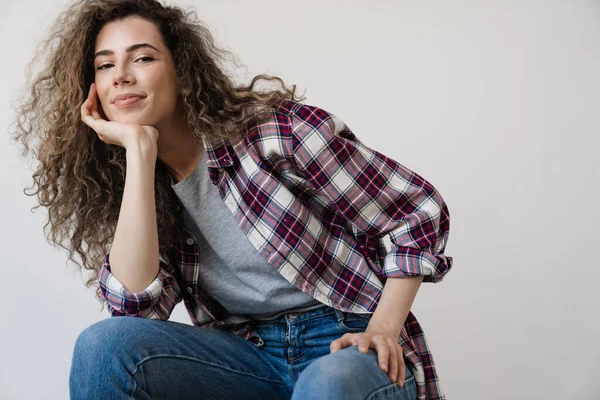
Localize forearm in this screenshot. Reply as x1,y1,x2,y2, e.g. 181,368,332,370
368,275,424,338
109,142,160,292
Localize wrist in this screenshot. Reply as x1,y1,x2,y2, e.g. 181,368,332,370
367,317,402,339
125,134,158,162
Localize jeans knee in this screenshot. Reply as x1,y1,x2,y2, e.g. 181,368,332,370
72,316,152,369
70,318,146,398
296,347,376,392
73,318,123,358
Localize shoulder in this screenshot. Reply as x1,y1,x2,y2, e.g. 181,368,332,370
272,99,333,121
239,100,351,152
269,100,346,136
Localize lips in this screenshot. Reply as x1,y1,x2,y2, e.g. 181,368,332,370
112,93,146,108
114,96,145,107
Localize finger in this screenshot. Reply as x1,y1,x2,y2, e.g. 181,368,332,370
81,101,95,127
81,104,105,134
80,97,91,118
330,338,342,353
330,334,352,353
82,114,103,135
385,338,399,383
89,83,100,116
397,345,406,387
87,83,96,108
80,88,102,138
91,100,101,119
370,336,390,374
81,85,94,116
355,336,371,354
80,96,95,122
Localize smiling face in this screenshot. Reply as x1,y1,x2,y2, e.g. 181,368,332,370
93,15,180,126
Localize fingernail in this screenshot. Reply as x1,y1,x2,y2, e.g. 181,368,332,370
381,363,387,372
398,381,404,388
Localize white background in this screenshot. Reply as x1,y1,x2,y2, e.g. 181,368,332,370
1,0,599,399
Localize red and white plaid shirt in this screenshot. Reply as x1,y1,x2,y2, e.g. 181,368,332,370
99,99,453,399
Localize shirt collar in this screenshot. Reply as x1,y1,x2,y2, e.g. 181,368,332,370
202,135,235,169
194,101,259,170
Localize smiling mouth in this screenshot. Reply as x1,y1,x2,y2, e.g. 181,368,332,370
114,96,145,108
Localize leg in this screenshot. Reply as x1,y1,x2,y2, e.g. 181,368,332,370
291,346,416,400
69,316,290,400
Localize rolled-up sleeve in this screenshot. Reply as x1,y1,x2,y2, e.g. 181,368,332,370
287,104,453,283
98,252,182,318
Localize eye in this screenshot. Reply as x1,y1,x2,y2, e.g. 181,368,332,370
95,56,155,71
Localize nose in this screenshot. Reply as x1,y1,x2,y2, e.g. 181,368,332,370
112,63,135,87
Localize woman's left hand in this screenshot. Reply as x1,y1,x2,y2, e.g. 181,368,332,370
329,325,406,388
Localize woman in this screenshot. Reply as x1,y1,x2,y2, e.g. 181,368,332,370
11,0,453,399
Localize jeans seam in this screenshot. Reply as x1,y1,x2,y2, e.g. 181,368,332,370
132,354,286,385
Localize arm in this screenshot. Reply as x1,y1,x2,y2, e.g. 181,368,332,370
80,83,181,318
98,252,182,319
287,103,453,285
109,139,160,292
369,275,424,339
291,103,452,388
98,138,182,319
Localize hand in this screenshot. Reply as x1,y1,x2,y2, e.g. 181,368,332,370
80,83,158,150
329,325,406,388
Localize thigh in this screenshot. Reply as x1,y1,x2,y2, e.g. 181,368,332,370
70,316,290,400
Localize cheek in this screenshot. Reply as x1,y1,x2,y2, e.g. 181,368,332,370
98,96,110,115
93,79,111,113
153,79,179,112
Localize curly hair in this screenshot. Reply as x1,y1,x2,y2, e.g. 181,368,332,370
9,0,304,311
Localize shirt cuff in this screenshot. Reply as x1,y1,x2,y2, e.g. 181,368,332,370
98,253,166,317
382,248,453,283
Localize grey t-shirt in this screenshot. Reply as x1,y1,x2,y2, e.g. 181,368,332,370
170,151,325,320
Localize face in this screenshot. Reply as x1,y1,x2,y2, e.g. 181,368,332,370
93,15,180,126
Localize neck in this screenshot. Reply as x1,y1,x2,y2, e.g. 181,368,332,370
155,114,204,184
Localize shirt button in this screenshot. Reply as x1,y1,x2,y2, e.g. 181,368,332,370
187,287,193,294
186,238,194,245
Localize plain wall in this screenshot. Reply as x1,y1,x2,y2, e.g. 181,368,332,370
1,0,598,399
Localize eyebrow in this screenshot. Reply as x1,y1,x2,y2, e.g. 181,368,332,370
94,43,161,59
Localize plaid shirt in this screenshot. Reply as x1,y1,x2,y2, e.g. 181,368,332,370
99,99,453,400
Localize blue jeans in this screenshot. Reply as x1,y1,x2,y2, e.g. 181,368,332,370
69,305,417,399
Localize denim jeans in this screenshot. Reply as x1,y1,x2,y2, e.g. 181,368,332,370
69,305,417,399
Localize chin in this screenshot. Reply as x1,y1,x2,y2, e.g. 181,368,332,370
108,113,155,126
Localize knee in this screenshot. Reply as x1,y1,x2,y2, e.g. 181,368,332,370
70,317,149,397
72,317,143,362
296,346,379,394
